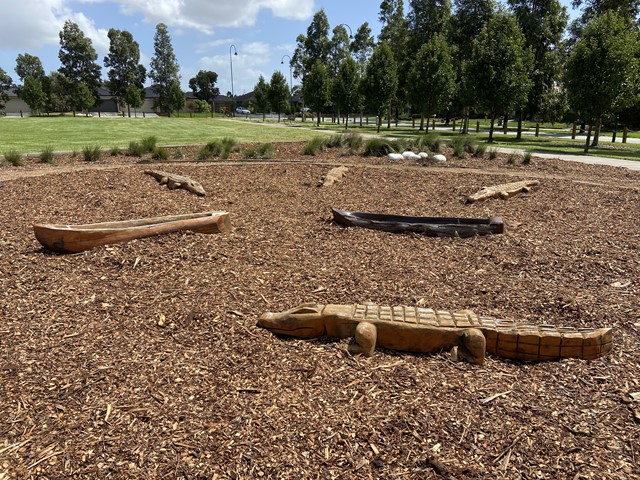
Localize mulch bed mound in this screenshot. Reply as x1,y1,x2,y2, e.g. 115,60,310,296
1,142,639,479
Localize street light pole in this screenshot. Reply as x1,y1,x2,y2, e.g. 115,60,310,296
280,54,293,92
338,23,353,38
230,44,237,116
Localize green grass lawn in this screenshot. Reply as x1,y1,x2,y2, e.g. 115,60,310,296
2,115,639,162
0,116,325,155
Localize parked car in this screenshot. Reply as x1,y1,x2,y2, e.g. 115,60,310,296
235,107,251,115
301,107,312,113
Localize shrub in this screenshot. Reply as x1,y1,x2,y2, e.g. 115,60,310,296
474,143,488,158
325,134,344,148
128,141,145,157
464,138,478,154
342,132,363,150
40,146,54,164
422,132,442,152
110,147,122,156
197,141,222,160
506,150,520,165
451,137,466,158
220,137,237,159
363,138,395,156
243,143,274,159
151,147,169,161
71,149,78,158
3,149,22,166
488,147,499,160
390,138,410,153
141,136,157,153
522,150,533,165
302,136,326,156
82,145,102,162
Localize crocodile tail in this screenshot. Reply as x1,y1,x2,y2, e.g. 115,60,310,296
480,322,613,361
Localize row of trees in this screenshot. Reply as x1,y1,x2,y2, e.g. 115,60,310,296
289,1,640,151
0,21,221,117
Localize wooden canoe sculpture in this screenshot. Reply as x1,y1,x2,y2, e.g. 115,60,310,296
332,208,504,238
465,180,540,204
258,303,613,365
34,211,231,254
319,166,348,187
145,170,206,196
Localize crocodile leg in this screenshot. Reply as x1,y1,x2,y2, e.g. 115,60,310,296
348,322,377,357
451,329,486,365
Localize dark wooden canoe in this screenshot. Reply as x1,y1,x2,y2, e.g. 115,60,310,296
34,211,231,254
332,208,504,238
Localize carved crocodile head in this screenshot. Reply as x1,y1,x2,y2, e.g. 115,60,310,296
257,303,326,337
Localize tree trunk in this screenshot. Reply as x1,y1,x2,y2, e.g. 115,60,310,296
344,113,349,130
387,106,391,129
516,111,523,140
584,124,592,153
462,107,469,134
591,118,601,147
419,114,425,131
488,115,495,143
377,113,381,133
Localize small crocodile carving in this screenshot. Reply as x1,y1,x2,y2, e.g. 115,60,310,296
319,166,349,187
465,180,540,204
145,170,206,196
257,304,612,365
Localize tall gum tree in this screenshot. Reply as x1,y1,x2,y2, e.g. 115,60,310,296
362,42,398,133
104,29,146,117
58,20,101,110
508,0,568,137
565,11,640,152
149,23,181,115
465,10,533,142
407,33,457,130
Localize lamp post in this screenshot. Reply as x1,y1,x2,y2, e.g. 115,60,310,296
230,44,237,116
280,54,293,92
338,23,353,39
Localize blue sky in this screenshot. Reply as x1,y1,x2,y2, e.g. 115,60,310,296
0,0,580,96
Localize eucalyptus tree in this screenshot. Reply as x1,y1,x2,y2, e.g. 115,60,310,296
407,34,457,130
350,22,375,75
407,0,453,49
104,29,146,117
58,20,101,109
303,60,330,126
20,76,47,115
508,0,568,137
268,71,290,121
572,0,640,23
252,75,270,120
465,10,533,142
451,0,496,132
361,42,398,133
167,80,185,115
15,53,45,82
378,0,408,126
292,9,331,79
149,23,181,115
565,11,640,152
0,68,12,111
332,57,361,129
188,70,220,102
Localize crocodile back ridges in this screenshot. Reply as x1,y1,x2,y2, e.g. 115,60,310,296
352,304,613,361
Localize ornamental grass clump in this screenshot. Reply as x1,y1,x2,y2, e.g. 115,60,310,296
363,138,395,156
197,141,221,160
451,137,466,158
128,141,145,157
39,146,54,164
342,132,363,150
506,150,520,165
141,136,157,153
3,149,22,166
82,145,102,162
302,136,326,156
488,147,499,160
220,137,237,159
243,143,274,160
522,150,533,165
474,142,488,158
151,147,169,161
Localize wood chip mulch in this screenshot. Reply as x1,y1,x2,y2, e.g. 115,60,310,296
1,142,639,479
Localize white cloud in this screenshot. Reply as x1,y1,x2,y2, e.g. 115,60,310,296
118,0,314,33
0,0,65,49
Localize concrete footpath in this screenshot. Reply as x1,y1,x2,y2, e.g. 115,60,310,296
495,148,640,171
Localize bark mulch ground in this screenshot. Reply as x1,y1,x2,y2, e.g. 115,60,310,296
1,142,639,479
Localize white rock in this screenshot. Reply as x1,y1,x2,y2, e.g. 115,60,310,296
388,153,404,161
418,152,429,158
402,151,421,161
432,154,447,162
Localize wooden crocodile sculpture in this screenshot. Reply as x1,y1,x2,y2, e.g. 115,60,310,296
145,170,206,196
465,180,540,204
257,303,612,365
318,166,349,187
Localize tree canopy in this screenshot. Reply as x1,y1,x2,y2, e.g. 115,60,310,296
149,23,181,115
104,29,146,116
188,70,220,103
362,42,398,132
